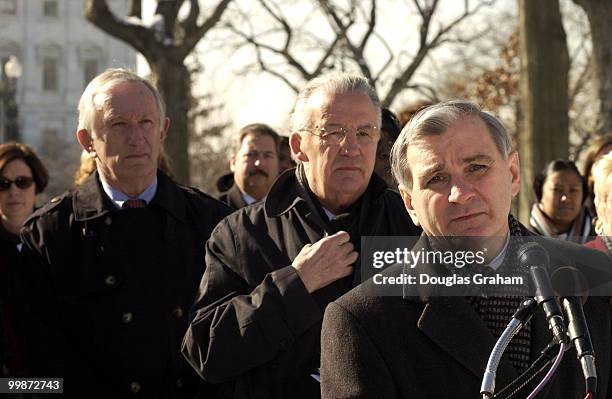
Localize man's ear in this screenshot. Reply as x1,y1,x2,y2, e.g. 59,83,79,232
161,117,170,141
76,129,94,153
290,132,309,162
508,150,521,199
398,185,420,226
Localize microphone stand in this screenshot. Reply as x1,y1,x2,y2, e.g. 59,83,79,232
492,340,560,399
480,298,538,398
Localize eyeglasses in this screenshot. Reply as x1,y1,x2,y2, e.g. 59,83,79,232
0,176,35,191
308,124,380,145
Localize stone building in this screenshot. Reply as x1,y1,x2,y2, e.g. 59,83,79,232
0,0,137,196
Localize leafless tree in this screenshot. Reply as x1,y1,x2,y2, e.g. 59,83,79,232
518,0,570,223
84,0,232,183
572,0,612,136
223,0,495,108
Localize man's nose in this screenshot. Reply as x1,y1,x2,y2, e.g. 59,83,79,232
560,194,568,202
127,123,146,144
254,158,262,167
448,177,475,204
339,133,359,157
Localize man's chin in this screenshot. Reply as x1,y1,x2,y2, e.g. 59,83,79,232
117,165,157,179
330,178,367,196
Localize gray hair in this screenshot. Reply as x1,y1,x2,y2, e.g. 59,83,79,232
77,68,166,133
390,100,512,190
289,72,382,132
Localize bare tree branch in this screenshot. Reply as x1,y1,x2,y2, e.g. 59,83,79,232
318,0,373,80
225,0,492,107
569,56,592,105
85,0,154,57
155,0,182,41
225,0,344,82
179,0,232,57
371,31,394,84
226,22,313,79
383,0,491,106
181,0,200,37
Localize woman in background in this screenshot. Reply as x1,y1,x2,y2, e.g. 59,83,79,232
0,142,48,377
585,152,612,254
530,159,593,243
581,134,612,217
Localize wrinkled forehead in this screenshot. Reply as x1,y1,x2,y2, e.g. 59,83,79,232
92,80,157,115
406,120,498,172
307,90,379,125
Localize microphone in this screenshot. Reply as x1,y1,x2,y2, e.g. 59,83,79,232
552,266,597,394
563,296,597,394
517,242,567,344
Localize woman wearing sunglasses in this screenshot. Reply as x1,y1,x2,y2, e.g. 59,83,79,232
0,141,48,378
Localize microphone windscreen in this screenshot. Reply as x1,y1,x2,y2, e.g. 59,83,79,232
551,266,590,304
518,241,550,269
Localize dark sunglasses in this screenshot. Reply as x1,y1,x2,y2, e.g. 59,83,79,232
0,176,35,191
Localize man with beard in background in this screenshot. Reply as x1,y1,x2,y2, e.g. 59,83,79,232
217,124,280,209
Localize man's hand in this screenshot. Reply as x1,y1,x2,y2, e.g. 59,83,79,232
292,231,358,293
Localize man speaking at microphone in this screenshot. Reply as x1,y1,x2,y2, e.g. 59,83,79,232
182,73,420,398
320,101,612,398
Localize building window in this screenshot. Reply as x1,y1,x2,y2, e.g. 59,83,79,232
43,0,58,17
42,57,58,92
0,0,16,15
83,59,98,87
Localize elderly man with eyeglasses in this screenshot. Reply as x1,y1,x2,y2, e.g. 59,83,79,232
182,73,420,399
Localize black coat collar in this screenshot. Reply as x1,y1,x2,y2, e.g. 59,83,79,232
223,184,249,210
72,171,186,223
0,222,19,245
264,165,388,219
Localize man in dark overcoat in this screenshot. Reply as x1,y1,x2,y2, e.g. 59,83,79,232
15,69,231,398
320,101,612,398
182,73,421,399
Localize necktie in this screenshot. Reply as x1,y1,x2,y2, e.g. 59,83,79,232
122,199,147,209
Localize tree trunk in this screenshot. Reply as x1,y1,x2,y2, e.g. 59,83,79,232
149,60,190,183
573,0,612,135
517,0,570,224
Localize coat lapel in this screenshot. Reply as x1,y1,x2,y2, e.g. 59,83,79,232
417,296,520,389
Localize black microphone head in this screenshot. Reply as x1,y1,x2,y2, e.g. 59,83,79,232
551,266,589,304
518,241,550,269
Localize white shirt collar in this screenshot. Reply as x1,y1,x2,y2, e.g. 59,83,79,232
241,191,257,205
487,232,511,270
322,207,336,221
100,176,158,209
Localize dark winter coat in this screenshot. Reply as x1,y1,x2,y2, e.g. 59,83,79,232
182,166,422,399
321,233,612,399
15,171,232,399
217,184,249,210
0,224,28,377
